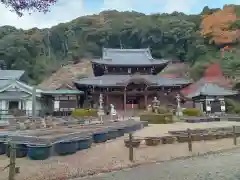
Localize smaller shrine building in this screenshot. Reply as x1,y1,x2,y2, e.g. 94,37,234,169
181,63,237,113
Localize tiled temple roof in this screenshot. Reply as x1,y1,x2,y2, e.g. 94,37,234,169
0,70,24,80
184,82,237,98
91,48,169,66
74,74,192,87
181,63,236,98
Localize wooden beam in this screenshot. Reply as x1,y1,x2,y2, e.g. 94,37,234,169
124,90,126,112
32,86,36,118
8,143,16,180
144,95,148,110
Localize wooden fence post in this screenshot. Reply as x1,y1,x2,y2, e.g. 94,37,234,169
233,125,237,145
129,133,134,162
8,143,16,180
187,128,192,152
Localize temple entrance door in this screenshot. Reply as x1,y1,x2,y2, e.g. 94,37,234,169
126,96,139,110
211,100,221,113
125,77,150,110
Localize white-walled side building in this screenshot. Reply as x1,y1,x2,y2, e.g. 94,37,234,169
0,70,42,117
0,70,83,119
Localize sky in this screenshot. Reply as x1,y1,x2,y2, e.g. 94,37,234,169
0,0,240,29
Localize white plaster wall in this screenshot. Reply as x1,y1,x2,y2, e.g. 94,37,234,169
18,101,22,109
25,98,42,116
2,100,7,114
0,100,7,115
54,100,60,111
1,100,6,110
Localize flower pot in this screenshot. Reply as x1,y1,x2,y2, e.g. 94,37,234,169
225,132,233,138
93,132,108,143
177,136,189,143
6,144,27,158
0,142,6,155
203,133,216,141
145,137,161,146
55,140,78,155
124,139,141,148
191,134,203,141
27,145,51,160
107,129,119,140
236,132,240,137
215,132,225,139
77,138,92,150
162,136,176,144
117,128,125,137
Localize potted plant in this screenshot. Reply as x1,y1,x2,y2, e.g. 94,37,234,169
145,137,161,146
124,139,141,148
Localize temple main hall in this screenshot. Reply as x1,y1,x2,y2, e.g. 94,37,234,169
74,48,192,110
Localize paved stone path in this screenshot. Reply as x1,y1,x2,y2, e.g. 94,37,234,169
79,148,240,180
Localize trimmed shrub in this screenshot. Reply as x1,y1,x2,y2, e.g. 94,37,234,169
71,109,98,117
225,98,240,114
140,113,173,124
182,108,202,116
157,106,170,114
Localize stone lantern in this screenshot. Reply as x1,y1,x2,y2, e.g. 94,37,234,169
152,96,160,113
97,93,105,123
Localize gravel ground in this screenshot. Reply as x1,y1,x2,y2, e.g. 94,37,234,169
1,121,240,180
0,138,238,180
79,148,240,180
134,121,240,137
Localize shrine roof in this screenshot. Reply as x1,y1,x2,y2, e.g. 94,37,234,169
181,63,236,98
74,75,192,87
184,82,237,99
91,48,169,66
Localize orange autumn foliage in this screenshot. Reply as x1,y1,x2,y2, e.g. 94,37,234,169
201,6,240,45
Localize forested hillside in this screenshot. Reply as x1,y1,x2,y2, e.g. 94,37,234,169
0,4,240,84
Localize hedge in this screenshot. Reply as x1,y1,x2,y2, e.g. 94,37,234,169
182,108,202,116
225,98,240,114
140,113,173,124
157,106,170,114
71,109,98,117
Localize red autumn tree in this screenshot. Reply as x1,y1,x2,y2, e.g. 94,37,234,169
1,0,57,16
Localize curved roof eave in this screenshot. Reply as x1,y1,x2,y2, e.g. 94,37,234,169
91,60,169,66
74,78,192,88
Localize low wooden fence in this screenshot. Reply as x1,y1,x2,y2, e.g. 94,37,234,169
125,125,240,162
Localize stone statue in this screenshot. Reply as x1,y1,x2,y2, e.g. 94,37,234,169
152,97,160,113
110,104,117,116
24,119,31,129
175,94,183,117
40,119,47,128
147,104,152,112
18,122,26,130
110,104,117,121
